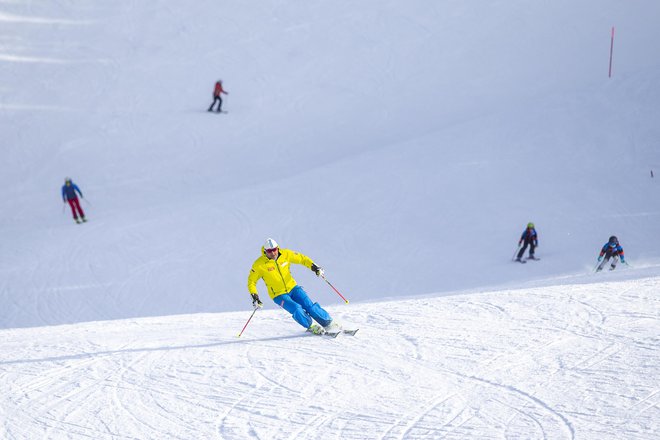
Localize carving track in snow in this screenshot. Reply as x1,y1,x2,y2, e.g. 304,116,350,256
1,277,658,439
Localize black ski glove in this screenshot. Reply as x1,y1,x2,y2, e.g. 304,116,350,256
311,263,324,277
251,293,263,308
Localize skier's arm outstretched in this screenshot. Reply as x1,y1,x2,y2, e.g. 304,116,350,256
287,250,324,276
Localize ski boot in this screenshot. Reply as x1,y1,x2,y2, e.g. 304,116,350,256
307,324,325,335
323,321,342,336
324,321,341,332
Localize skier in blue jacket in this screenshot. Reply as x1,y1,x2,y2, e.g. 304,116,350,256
61,177,86,223
516,222,538,261
596,236,625,271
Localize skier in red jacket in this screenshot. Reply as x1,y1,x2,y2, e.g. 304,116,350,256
208,80,229,112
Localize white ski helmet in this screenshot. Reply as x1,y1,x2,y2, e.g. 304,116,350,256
264,237,279,251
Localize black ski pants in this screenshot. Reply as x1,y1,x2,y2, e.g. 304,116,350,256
597,249,621,271
517,238,536,259
208,96,223,112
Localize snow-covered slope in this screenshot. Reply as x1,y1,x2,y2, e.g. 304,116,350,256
2,273,658,439
2,1,660,327
2,1,660,438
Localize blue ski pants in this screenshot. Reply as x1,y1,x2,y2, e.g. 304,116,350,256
273,285,332,329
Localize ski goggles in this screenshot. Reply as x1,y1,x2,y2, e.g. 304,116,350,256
265,247,279,254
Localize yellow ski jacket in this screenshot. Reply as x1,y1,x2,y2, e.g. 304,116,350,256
247,248,315,299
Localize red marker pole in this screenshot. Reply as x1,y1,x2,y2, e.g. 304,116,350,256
608,27,615,78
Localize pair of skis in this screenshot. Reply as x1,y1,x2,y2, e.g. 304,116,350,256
514,256,540,264
307,328,359,339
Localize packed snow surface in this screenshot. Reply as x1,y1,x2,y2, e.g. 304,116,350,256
2,273,659,439
1,0,659,439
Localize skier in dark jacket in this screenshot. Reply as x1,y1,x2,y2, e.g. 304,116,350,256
516,222,538,261
596,236,625,271
207,80,229,112
61,177,86,223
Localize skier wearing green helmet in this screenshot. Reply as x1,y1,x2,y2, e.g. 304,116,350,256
515,222,538,261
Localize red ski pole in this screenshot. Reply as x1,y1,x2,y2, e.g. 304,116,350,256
321,274,350,304
236,307,259,338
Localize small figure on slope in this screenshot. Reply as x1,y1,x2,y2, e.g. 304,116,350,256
516,222,538,261
247,238,339,335
207,80,229,113
596,236,626,272
61,177,86,224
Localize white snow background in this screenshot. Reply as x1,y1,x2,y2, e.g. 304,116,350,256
1,1,659,439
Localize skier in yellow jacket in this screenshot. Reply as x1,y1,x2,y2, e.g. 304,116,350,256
248,238,336,334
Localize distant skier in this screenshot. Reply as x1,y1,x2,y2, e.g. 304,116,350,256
61,177,86,224
247,238,338,335
596,236,625,271
515,222,538,261
207,80,228,112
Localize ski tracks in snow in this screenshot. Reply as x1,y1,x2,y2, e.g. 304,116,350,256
1,278,659,439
